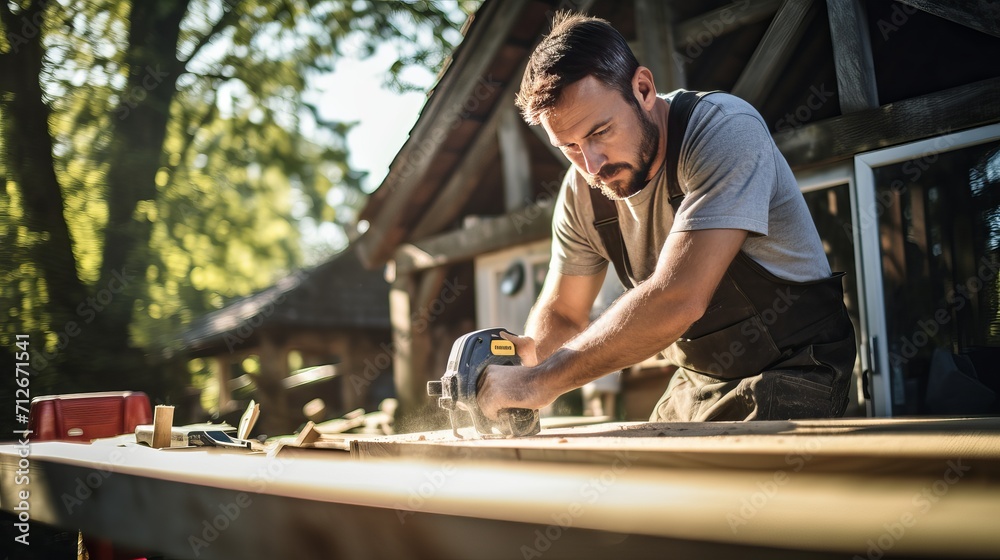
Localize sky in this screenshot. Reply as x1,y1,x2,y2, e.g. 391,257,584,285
313,46,435,194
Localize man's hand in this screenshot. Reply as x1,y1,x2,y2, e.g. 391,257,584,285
477,363,554,420
499,331,539,367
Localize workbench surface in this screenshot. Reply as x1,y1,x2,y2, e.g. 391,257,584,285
2,417,999,559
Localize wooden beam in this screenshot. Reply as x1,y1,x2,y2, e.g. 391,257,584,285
732,0,818,108
409,120,499,240
394,202,554,276
896,0,1000,40
389,275,419,424
826,0,879,113
634,0,685,91
498,102,533,212
775,76,1000,169
213,355,231,414
390,267,448,431
408,56,527,240
355,0,531,267
675,0,782,50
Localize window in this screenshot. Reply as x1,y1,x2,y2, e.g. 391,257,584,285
856,123,1000,416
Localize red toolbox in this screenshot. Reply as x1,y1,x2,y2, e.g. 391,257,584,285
28,391,152,442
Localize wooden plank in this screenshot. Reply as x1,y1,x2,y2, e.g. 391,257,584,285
355,0,531,266
732,0,818,107
675,0,782,49
9,441,1000,558
826,0,879,113
775,76,1000,168
896,0,1000,40
351,417,1000,475
634,0,685,91
498,103,534,212
394,202,554,275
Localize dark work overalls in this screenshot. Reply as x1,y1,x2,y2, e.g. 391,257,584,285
589,90,857,421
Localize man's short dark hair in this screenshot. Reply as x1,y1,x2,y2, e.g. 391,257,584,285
515,12,641,126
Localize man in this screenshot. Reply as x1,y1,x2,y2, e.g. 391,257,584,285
477,12,856,422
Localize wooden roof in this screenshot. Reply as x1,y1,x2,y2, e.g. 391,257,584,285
183,243,390,356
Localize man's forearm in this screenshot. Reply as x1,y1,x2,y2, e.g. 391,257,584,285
524,302,587,362
535,280,699,397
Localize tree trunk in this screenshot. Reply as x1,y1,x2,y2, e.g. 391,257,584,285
0,0,88,323
95,0,190,374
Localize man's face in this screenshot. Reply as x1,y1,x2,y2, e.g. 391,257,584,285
541,75,659,200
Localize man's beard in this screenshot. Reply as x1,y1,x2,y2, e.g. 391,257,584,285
586,107,659,200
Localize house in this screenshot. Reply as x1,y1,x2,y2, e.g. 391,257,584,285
356,0,1000,427
182,244,392,433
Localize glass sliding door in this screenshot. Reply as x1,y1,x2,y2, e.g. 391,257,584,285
856,123,1000,416
796,164,867,416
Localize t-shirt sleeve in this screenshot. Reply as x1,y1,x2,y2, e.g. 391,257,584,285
550,170,609,276
671,107,775,236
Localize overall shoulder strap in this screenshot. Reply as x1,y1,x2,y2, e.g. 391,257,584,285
590,187,635,289
665,89,718,211
588,89,719,289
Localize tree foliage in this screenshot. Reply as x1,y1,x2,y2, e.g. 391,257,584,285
0,0,474,408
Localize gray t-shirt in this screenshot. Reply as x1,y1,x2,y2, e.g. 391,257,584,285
550,91,830,284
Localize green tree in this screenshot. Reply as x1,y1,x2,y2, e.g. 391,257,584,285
0,0,474,417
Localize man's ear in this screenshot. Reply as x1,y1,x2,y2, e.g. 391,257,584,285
632,66,658,111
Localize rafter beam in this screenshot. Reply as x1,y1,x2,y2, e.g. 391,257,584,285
355,0,530,267
675,0,782,50
732,0,818,107
408,59,528,240
635,0,685,91
774,76,1000,169
394,202,554,276
896,0,1000,40
826,0,879,113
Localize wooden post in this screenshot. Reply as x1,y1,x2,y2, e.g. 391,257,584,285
390,268,448,431
826,0,879,113
498,103,533,213
213,355,231,414
151,405,174,449
256,335,290,435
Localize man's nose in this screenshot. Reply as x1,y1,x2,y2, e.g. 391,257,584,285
580,145,606,175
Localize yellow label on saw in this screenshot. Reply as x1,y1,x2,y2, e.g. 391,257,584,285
491,340,515,356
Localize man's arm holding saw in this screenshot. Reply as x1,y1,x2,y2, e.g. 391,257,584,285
479,228,747,418
502,267,608,367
